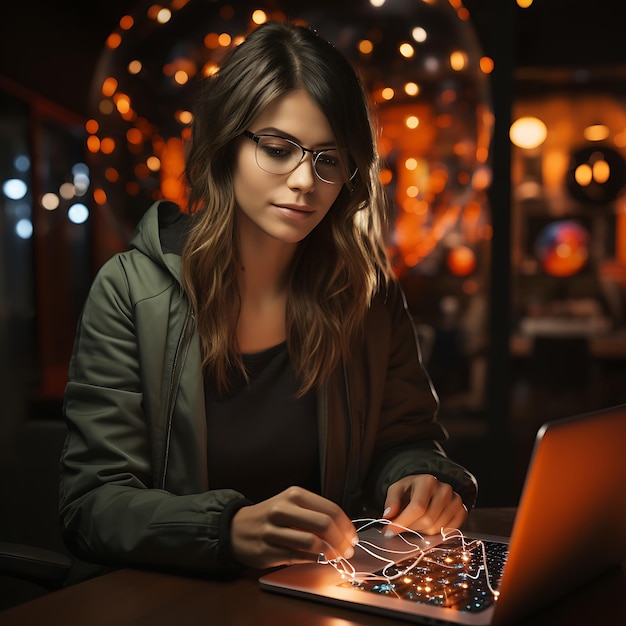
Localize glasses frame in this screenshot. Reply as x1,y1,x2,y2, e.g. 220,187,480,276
242,130,357,185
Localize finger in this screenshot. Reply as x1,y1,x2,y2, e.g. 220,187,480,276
411,490,464,535
288,488,357,542
384,478,437,534
264,523,349,561
381,486,405,522
271,504,354,558
389,479,456,534
439,498,468,531
283,548,323,566
268,489,357,558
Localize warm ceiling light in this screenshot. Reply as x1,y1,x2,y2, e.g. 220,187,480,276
450,50,467,71
146,157,161,172
106,33,122,49
87,135,101,153
509,116,547,149
41,193,60,210
593,159,610,183
119,15,134,30
479,56,494,74
574,164,593,186
252,10,268,24
405,116,419,129
156,8,172,24
404,82,420,96
176,110,193,124
583,124,610,142
411,27,427,43
358,39,373,54
174,70,189,85
101,77,118,97
93,188,107,205
128,60,142,75
399,43,415,58
218,33,231,47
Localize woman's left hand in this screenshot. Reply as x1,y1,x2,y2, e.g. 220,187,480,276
382,474,468,535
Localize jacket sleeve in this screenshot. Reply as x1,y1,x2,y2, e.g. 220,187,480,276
364,281,478,512
59,255,248,578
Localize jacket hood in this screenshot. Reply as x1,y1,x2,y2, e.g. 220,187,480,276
129,200,190,284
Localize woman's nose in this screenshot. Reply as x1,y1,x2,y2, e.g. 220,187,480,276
286,154,316,193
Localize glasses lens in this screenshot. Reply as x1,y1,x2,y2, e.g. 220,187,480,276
254,135,356,184
313,150,355,185
255,136,302,175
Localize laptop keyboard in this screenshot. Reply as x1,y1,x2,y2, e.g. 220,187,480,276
344,537,508,613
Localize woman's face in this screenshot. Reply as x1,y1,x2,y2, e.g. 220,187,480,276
232,89,344,247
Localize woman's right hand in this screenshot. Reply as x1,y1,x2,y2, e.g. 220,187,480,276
230,486,358,569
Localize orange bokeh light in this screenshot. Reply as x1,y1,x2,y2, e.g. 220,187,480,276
447,246,476,276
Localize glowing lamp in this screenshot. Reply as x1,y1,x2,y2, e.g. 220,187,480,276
509,116,547,150
566,145,626,204
583,124,610,142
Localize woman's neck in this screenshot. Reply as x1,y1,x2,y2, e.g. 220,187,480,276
235,227,296,353
235,209,297,297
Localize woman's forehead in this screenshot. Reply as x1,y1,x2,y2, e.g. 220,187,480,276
250,90,336,147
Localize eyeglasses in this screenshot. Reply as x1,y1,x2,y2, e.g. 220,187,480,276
242,130,357,185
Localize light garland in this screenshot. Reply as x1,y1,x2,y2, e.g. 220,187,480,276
317,518,503,612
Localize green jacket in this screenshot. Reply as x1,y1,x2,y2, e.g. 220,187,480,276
59,200,477,577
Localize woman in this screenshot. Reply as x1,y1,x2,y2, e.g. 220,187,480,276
59,21,477,579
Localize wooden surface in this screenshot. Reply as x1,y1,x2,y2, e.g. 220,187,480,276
1,508,624,626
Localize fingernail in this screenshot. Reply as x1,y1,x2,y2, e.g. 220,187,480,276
383,507,391,517
351,535,359,546
344,546,354,559
384,529,395,537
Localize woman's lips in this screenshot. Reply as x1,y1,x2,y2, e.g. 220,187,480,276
274,204,315,219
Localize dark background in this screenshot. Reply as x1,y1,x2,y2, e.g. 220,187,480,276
3,0,626,119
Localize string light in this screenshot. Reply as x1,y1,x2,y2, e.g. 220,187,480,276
316,518,502,611
89,0,491,268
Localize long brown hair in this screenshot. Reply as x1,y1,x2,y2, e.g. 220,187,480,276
182,21,393,396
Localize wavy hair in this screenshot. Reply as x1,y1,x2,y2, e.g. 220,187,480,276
182,20,393,396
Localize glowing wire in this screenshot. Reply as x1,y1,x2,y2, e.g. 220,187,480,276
317,518,501,604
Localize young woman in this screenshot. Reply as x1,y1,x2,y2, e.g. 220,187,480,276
59,21,477,579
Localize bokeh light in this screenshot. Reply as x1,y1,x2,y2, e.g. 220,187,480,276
535,220,590,277
3,178,28,200
88,0,492,278
510,116,547,150
447,245,476,276
566,145,626,204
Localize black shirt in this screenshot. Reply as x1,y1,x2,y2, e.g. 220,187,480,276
205,342,320,503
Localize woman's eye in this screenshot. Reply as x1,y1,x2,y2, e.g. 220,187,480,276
261,141,296,159
317,153,340,168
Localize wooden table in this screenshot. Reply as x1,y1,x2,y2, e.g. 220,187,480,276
1,509,624,626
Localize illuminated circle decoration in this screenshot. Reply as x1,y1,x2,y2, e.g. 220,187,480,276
447,245,476,276
89,0,492,276
534,220,590,277
565,145,626,205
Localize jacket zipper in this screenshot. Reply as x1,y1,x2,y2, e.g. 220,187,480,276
160,305,195,489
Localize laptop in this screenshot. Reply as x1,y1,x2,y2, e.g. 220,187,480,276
260,404,626,624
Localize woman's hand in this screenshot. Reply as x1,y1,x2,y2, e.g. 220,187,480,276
230,486,358,569
382,474,468,536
